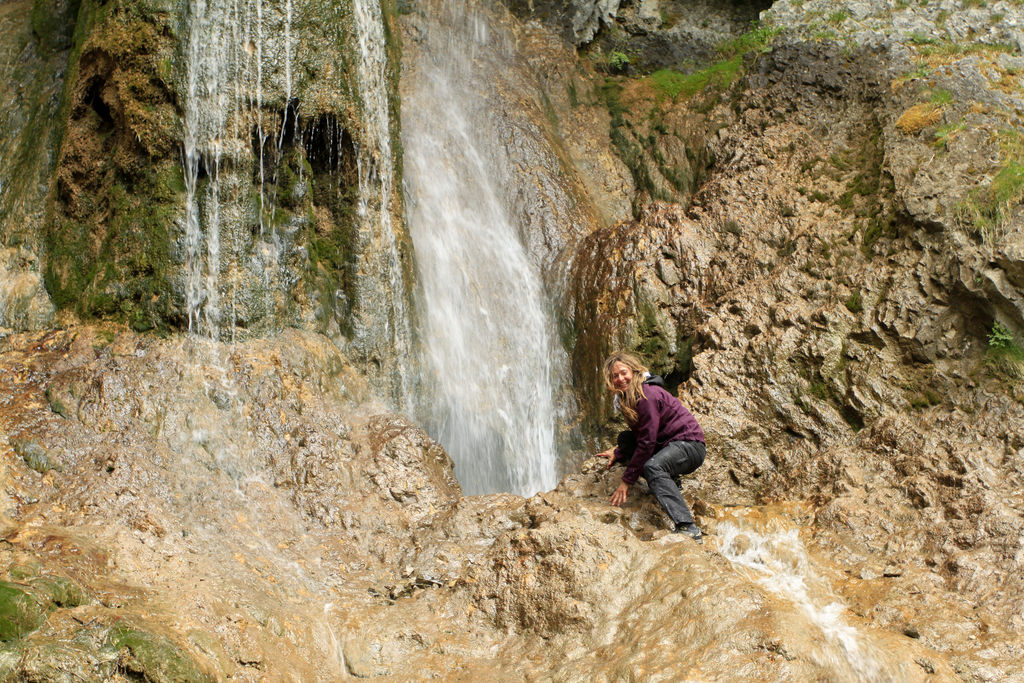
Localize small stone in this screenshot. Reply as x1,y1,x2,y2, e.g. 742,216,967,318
657,259,681,287
903,624,920,639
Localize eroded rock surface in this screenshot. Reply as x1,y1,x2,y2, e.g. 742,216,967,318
0,326,966,680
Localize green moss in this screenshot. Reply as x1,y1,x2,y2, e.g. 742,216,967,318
31,0,83,53
106,626,213,682
0,583,48,641
634,301,670,375
909,389,942,408
44,385,70,418
43,0,183,331
956,160,1024,242
30,577,88,609
6,565,41,582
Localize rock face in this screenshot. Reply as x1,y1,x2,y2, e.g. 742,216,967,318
556,2,1024,678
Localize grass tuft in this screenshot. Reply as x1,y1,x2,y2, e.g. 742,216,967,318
896,103,942,134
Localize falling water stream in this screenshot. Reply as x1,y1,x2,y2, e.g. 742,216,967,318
402,0,563,496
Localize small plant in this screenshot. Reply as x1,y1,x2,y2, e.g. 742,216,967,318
956,160,1024,242
989,321,1015,349
929,88,954,106
933,122,965,149
986,321,1024,380
827,10,850,24
908,31,936,45
845,290,863,313
809,381,830,401
608,51,631,73
909,389,942,409
896,103,942,134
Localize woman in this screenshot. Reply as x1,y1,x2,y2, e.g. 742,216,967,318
596,352,706,541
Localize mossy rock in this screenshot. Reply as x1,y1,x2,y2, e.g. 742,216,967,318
0,583,49,642
30,576,88,609
0,637,112,682
30,0,82,53
10,439,62,474
106,626,214,683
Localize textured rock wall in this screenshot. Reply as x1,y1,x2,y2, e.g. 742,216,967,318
555,2,1024,676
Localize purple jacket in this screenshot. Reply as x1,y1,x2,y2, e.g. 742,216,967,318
613,384,704,485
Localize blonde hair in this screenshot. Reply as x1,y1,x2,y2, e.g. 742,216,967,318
603,352,648,424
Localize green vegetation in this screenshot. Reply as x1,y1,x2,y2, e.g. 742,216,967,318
916,40,1018,59
844,291,863,313
933,122,965,150
956,130,1024,242
106,626,214,682
608,51,631,73
0,583,49,641
986,321,1024,380
928,88,954,106
0,576,88,642
645,25,780,102
909,389,942,409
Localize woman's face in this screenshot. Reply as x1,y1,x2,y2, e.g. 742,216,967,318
609,361,633,391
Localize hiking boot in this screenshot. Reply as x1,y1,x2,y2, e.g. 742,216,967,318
673,522,703,543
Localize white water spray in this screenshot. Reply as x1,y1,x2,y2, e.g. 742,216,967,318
181,0,300,340
402,0,563,496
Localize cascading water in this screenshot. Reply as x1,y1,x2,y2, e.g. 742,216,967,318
718,522,905,680
182,0,231,338
179,0,412,397
352,0,412,405
402,0,564,496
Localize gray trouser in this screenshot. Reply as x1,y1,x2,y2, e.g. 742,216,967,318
641,440,705,526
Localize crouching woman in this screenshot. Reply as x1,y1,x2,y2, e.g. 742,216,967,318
597,352,706,541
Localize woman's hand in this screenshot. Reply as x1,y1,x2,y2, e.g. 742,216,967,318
610,482,629,506
596,448,616,469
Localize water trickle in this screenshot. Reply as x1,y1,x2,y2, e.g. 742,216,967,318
718,522,900,680
352,0,412,405
183,0,231,339
402,0,563,496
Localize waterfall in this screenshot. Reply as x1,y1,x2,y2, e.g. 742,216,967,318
182,0,231,338
402,0,563,496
